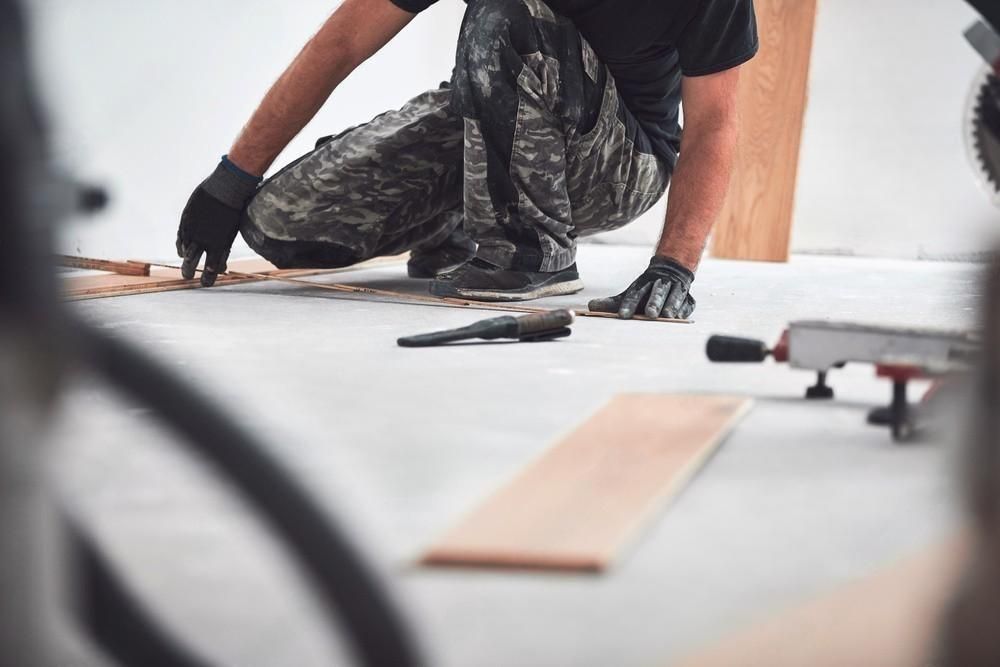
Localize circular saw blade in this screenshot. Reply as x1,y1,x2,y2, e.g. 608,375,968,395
966,66,1000,207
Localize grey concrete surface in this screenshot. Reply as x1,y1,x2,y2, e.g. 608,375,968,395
53,246,981,666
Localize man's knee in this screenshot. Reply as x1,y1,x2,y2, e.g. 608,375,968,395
241,191,362,270
457,0,544,65
463,0,530,31
454,0,546,113
240,214,360,270
464,0,557,24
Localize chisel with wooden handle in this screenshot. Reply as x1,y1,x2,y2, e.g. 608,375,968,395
397,309,575,348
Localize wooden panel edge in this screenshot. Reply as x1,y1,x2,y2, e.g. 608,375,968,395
604,397,753,571
419,394,754,573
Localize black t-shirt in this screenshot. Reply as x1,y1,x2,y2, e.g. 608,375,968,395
390,0,758,164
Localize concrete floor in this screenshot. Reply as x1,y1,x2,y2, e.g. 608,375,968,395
53,245,981,666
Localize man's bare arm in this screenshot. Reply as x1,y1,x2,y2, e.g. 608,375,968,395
228,0,416,176
588,66,742,319
655,66,742,270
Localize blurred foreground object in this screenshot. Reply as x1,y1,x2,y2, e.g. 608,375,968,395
937,8,1000,660
675,537,969,667
0,0,69,661
937,258,1000,665
0,1,423,665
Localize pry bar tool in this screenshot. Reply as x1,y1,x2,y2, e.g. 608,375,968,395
398,309,574,348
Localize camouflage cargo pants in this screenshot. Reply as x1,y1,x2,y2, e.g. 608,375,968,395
242,0,671,273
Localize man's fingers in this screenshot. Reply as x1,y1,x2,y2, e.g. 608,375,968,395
644,279,671,319
181,244,203,280
201,249,230,288
588,295,623,313
618,281,652,320
680,296,696,320
662,285,689,319
179,243,231,286
200,270,218,288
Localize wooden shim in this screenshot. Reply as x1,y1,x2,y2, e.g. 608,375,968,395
62,255,407,300
422,394,752,572
711,0,819,262
675,535,970,667
57,255,151,276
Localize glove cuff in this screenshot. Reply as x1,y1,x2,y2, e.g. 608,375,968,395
650,256,695,283
201,158,262,210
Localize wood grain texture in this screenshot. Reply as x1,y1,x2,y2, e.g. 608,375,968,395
62,255,407,300
422,394,753,572
57,255,151,276
676,534,971,667
711,0,819,262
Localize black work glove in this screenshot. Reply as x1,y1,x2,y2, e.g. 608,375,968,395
588,256,696,320
175,157,261,287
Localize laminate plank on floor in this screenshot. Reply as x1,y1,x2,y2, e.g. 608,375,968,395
422,394,753,572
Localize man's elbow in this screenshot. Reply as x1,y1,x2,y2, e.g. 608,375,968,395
682,109,740,149
304,29,361,76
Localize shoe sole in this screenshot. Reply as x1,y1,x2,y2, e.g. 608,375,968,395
430,278,585,302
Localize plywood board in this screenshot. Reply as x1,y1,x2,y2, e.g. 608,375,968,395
675,535,970,667
711,0,819,262
62,255,407,300
422,394,753,572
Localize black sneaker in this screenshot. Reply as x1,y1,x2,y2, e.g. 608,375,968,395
407,234,478,279
429,258,584,302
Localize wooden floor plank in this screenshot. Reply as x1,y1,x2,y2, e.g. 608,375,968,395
675,535,970,667
710,0,819,262
422,394,753,572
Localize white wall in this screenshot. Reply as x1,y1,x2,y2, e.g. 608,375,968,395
30,0,465,261
29,0,1000,262
792,0,997,260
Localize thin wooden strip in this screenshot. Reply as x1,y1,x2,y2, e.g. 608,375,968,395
422,394,753,572
57,255,151,276
203,265,691,323
711,0,819,262
64,256,693,324
62,254,407,300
